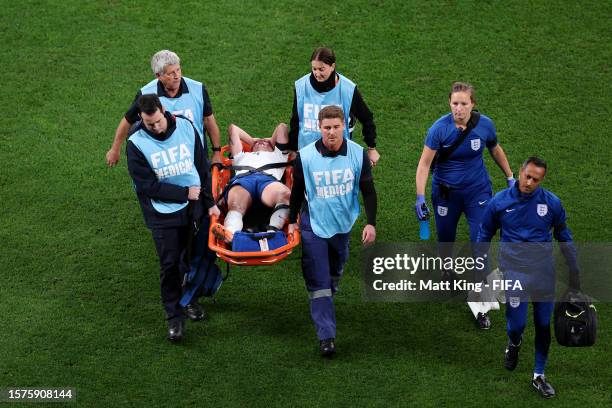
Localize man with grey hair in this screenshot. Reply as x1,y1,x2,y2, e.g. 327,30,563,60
106,50,222,166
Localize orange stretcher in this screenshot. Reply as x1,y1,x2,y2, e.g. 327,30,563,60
208,142,300,265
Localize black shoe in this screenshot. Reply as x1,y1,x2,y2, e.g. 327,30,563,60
185,302,205,321
476,312,491,330
167,320,185,342
532,375,556,398
504,340,521,371
319,338,336,357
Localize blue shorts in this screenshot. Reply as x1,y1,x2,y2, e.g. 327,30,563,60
225,172,278,204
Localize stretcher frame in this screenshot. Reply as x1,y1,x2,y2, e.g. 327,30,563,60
208,142,300,265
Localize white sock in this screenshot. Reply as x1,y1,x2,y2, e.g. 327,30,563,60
224,210,243,234
269,206,289,230
533,373,544,380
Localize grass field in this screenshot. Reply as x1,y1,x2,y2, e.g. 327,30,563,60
1,0,611,406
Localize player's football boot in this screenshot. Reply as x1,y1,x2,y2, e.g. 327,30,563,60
319,338,336,357
532,375,556,398
504,339,521,371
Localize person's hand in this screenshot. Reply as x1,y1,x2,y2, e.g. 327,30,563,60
106,148,120,167
208,205,221,218
415,194,430,220
507,177,516,188
362,224,376,245
288,223,299,235
211,151,222,165
367,148,380,168
188,186,201,200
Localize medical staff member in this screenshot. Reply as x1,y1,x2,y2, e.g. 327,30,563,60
127,95,220,342
477,156,581,398
288,106,377,357
415,82,514,329
288,47,380,167
107,50,222,166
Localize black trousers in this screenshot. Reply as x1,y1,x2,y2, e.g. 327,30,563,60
151,226,191,322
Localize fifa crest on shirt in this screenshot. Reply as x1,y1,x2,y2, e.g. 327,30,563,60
470,138,481,151
437,206,448,216
537,204,548,216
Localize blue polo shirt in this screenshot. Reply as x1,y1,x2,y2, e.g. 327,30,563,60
425,113,498,189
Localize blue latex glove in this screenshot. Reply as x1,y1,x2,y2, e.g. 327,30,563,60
507,177,516,188
415,194,430,220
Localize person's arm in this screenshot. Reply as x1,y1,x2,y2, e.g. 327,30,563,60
350,88,379,166
477,200,499,243
126,141,191,202
193,129,215,211
288,154,305,232
204,114,222,164
288,89,299,152
106,118,132,166
270,123,288,146
416,146,436,196
474,200,500,281
201,85,222,164
489,144,515,186
106,92,141,166
553,203,581,290
359,150,377,244
227,124,250,157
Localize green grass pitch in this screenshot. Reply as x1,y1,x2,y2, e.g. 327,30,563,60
1,1,611,406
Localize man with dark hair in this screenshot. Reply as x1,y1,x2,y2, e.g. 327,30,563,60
477,156,580,398
127,94,220,341
107,50,222,166
288,105,377,357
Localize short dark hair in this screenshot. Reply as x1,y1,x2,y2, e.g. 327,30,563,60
318,105,344,122
449,82,476,103
138,94,163,115
522,156,547,174
311,47,336,65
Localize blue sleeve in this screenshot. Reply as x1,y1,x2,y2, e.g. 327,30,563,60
424,124,440,150
552,200,573,242
552,199,580,276
474,199,499,279
484,117,498,148
477,200,499,243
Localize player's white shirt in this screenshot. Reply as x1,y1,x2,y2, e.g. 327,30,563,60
233,147,287,180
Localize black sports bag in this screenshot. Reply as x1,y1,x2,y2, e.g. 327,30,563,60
554,290,597,347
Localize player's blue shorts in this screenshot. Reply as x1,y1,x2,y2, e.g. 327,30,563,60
225,172,278,204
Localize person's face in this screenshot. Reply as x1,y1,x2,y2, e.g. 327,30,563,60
252,139,274,152
518,163,546,194
311,60,335,82
320,117,344,151
449,91,474,125
157,64,182,92
141,109,167,135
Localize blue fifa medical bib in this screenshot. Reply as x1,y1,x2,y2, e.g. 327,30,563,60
141,77,206,148
129,117,201,214
295,73,355,150
301,140,363,238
